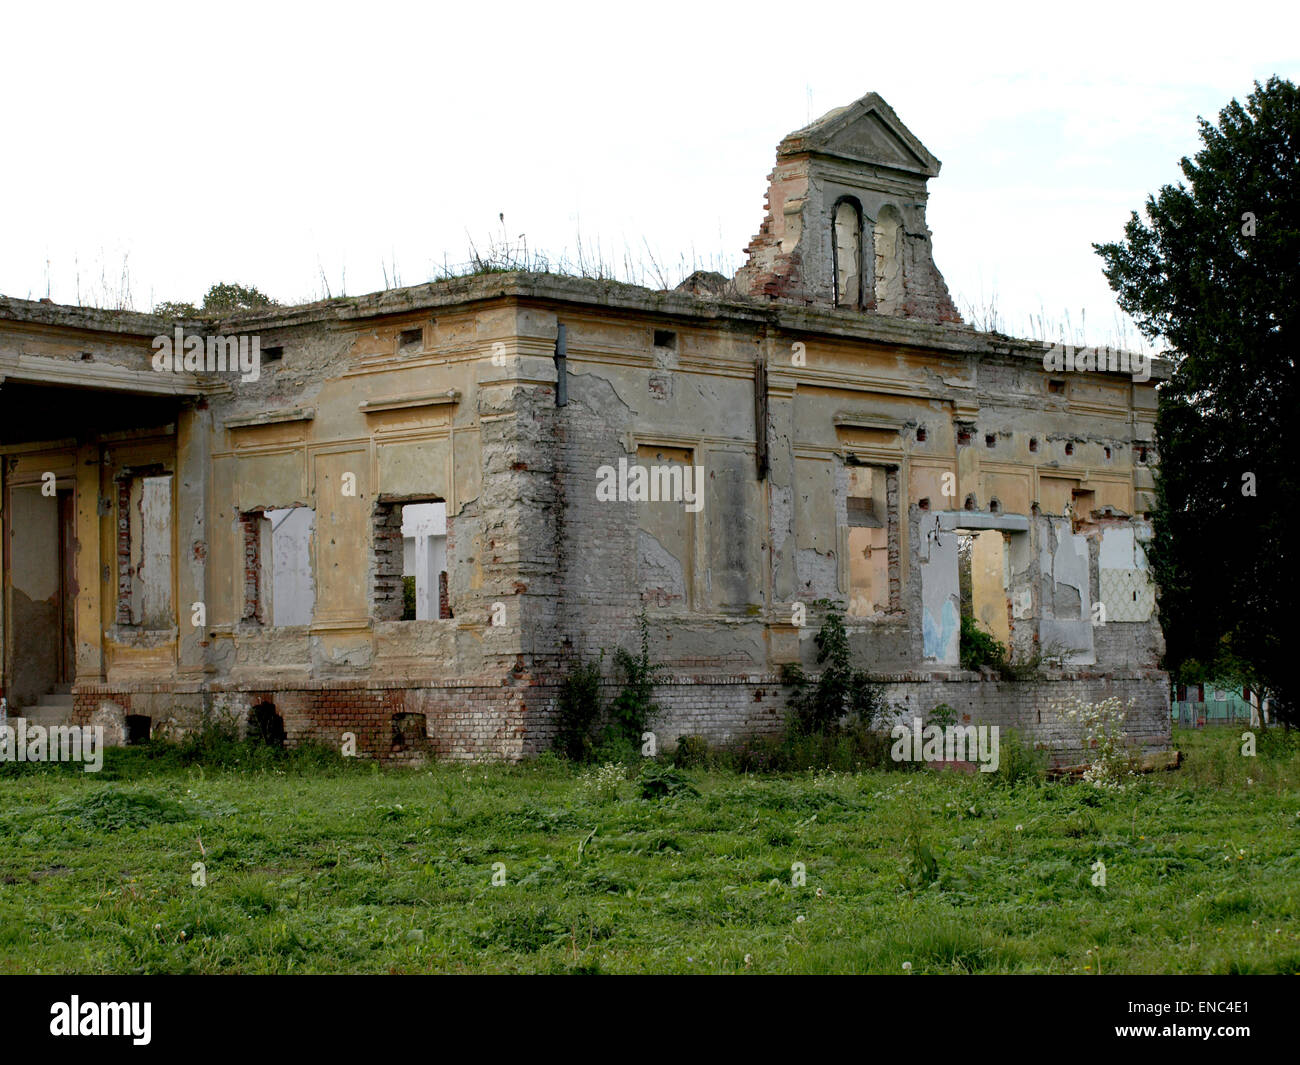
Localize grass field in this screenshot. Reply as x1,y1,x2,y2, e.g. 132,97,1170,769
1,727,1298,974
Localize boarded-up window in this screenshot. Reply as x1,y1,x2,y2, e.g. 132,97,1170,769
846,465,894,617
121,473,173,629
637,444,695,610
240,508,316,626
969,529,1011,648
266,508,315,626
1038,476,1078,517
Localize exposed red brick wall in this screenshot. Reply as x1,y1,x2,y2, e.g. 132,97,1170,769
370,502,405,620
288,686,529,762
438,570,451,619
66,668,1170,766
116,478,132,624
71,690,131,727
240,514,262,623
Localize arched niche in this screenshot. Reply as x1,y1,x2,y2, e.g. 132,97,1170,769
873,203,904,314
831,197,864,309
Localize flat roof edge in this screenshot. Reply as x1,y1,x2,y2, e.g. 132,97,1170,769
2,275,1171,377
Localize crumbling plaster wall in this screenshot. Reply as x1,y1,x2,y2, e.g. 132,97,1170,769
201,305,507,683
1039,516,1095,664
2,276,1169,760
737,155,960,323
525,307,774,675
0,300,169,376
733,95,962,323
524,299,1165,695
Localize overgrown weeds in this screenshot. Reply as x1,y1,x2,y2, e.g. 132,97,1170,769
551,611,663,762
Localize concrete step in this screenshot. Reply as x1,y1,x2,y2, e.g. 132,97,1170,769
12,706,74,728
50,683,73,696
42,692,75,708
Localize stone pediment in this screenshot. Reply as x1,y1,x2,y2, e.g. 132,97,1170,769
778,93,941,177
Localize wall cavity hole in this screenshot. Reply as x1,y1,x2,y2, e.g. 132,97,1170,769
391,712,429,751
248,701,286,748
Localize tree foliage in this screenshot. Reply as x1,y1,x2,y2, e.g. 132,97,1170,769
959,615,1007,673
606,610,663,745
153,282,278,319
782,604,884,735
554,654,605,762
1094,77,1298,724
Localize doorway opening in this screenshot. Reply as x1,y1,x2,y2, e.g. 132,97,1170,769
6,481,76,706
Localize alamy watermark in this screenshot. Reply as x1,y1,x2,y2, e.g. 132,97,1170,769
596,456,704,512
890,718,1001,772
1043,343,1150,383
152,326,261,382
50,996,150,1045
0,718,104,772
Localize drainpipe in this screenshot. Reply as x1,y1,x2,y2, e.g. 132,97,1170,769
554,323,568,407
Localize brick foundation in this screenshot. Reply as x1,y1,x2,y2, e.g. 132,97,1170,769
69,669,1169,766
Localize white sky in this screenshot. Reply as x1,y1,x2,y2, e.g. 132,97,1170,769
2,0,1296,351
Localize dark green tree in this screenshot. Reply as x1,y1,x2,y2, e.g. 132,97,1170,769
606,610,663,745
153,282,278,318
199,282,277,313
1094,77,1298,725
152,299,201,318
782,604,884,735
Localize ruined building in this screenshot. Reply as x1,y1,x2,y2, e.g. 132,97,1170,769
0,93,1170,762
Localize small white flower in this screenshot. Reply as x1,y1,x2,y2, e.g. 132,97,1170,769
744,953,753,966
1015,824,1024,832
796,914,806,923
902,961,912,971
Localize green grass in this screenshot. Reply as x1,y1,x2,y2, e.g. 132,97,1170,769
1,727,1298,974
